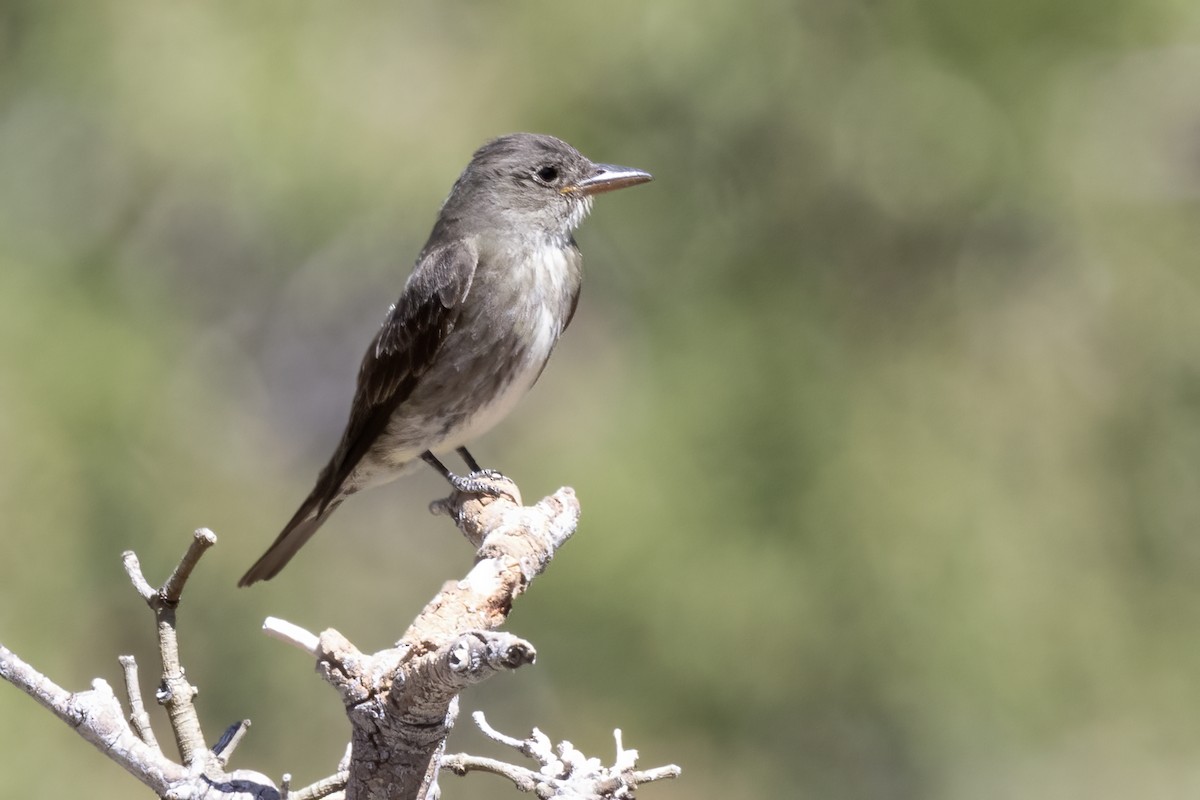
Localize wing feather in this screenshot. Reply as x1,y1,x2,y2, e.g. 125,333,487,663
316,239,479,509
238,240,478,586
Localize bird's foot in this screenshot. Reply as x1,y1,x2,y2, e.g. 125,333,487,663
469,467,505,482
430,470,521,523
422,450,520,508
448,469,510,497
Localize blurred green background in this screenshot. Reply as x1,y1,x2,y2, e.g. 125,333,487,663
3,1,1200,797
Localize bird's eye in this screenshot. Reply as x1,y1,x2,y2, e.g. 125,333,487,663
534,165,559,183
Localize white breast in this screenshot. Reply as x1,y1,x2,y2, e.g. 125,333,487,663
435,242,573,453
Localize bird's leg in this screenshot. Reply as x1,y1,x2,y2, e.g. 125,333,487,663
422,451,506,496
456,447,505,480
456,447,484,473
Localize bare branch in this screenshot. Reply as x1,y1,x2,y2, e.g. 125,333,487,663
634,765,685,783
439,754,541,791
0,644,188,794
263,617,320,656
122,551,157,601
161,527,217,604
4,482,681,800
266,485,581,800
291,770,349,800
400,486,580,652
128,532,215,767
118,654,161,752
444,713,681,798
473,709,545,755
395,631,536,716
6,529,281,797
213,719,251,766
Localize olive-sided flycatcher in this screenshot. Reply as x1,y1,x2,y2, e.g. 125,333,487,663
239,133,652,585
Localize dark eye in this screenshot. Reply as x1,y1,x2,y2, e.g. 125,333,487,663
534,165,559,183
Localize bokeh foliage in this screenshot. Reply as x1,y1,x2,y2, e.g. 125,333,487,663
3,1,1200,797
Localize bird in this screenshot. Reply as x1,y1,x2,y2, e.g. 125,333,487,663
239,133,652,586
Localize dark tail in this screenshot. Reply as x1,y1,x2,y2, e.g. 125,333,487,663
238,491,344,586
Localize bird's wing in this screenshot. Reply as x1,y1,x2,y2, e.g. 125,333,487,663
317,238,480,508
239,239,479,587
561,283,582,333
362,239,479,405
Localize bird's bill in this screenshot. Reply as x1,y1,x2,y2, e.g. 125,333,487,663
565,164,653,196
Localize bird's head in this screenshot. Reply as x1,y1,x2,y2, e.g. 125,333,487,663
443,133,652,239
